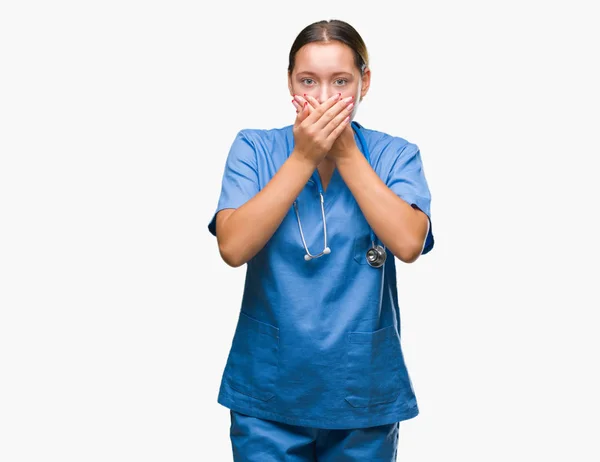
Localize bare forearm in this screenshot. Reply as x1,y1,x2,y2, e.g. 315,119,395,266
336,147,429,263
218,151,316,267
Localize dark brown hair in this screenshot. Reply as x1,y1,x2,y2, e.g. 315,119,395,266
288,20,369,75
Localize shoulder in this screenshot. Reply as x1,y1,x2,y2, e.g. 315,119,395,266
235,125,294,149
225,125,293,164
355,122,420,162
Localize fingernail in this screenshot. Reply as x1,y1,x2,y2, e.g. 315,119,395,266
304,102,307,107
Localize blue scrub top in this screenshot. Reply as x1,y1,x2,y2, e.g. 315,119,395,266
208,122,434,429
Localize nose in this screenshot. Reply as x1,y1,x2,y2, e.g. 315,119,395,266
318,87,334,104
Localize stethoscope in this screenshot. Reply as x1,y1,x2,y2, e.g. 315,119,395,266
292,121,387,268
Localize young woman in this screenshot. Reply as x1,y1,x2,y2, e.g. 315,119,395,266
208,19,435,461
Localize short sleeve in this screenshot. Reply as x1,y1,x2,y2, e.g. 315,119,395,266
208,131,260,237
386,143,435,254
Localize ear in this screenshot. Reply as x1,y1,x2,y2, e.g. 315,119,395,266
360,67,371,100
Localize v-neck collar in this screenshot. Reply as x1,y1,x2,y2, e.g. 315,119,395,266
287,123,367,210
316,164,338,194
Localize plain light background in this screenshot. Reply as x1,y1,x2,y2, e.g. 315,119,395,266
1,1,599,460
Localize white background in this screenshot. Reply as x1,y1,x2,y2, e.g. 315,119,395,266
1,1,599,460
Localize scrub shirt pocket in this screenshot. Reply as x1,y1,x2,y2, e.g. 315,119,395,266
225,311,279,402
345,325,405,407
353,233,372,265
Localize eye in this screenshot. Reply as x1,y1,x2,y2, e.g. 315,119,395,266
334,79,348,86
301,78,316,86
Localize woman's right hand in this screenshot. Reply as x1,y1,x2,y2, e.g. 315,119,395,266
292,93,355,167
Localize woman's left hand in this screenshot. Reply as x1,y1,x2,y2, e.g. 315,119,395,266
292,94,357,163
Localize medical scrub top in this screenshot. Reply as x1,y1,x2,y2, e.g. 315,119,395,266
207,121,434,430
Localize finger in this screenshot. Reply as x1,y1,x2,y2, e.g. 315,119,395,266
318,95,354,134
294,94,316,115
314,95,353,131
325,112,351,143
294,101,310,126
305,92,342,125
292,99,301,113
304,94,320,111
326,99,354,132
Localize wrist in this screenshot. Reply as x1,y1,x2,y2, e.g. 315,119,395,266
333,145,362,167
290,148,320,170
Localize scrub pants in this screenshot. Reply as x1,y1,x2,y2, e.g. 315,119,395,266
229,410,400,461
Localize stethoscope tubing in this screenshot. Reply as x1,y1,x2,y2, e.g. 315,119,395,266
293,121,386,267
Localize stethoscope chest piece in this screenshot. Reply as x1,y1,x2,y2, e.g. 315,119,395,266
366,244,387,268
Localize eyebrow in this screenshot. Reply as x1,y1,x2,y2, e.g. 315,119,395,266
295,71,354,78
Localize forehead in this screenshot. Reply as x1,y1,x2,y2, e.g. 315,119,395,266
293,41,356,74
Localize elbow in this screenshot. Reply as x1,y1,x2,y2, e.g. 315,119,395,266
398,251,421,264
396,249,421,264
392,215,429,263
392,238,424,264
218,240,247,268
